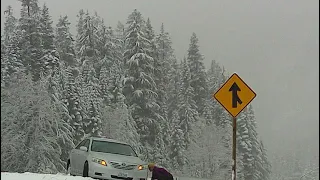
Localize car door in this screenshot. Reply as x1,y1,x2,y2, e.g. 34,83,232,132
72,139,87,174
77,139,91,172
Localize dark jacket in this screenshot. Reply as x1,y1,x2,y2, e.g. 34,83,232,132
151,166,174,180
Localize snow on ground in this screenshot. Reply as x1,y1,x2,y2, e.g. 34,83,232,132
1,172,212,180
1,172,91,180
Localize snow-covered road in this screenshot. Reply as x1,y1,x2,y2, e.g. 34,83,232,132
1,172,212,180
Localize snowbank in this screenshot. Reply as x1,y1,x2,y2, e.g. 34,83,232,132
1,172,210,180
1,172,93,180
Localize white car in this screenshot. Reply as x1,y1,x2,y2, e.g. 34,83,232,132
67,137,149,180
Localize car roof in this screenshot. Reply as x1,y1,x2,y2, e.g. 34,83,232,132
88,137,129,145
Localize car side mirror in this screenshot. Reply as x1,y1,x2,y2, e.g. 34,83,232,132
80,146,88,152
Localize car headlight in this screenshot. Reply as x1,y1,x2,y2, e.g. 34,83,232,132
92,157,107,166
137,165,145,170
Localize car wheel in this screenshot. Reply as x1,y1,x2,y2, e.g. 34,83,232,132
67,160,75,176
82,161,89,177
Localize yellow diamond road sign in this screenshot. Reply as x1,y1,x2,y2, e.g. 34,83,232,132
213,73,256,118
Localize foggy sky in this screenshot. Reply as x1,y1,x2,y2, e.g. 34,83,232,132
1,0,319,162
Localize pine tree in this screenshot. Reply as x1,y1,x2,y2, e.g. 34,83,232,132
18,0,43,81
207,60,225,95
217,107,233,178
1,72,27,172
99,42,124,106
39,3,60,77
114,21,126,70
236,153,246,180
1,38,5,87
100,98,142,155
259,140,272,180
237,109,254,179
207,60,228,126
55,15,77,67
74,11,105,137
97,25,124,106
187,33,208,115
91,11,107,76
62,67,85,144
247,105,264,180
2,6,23,86
167,59,180,120
124,104,142,155
185,118,228,179
47,68,75,168
155,23,176,148
84,100,102,136
75,9,85,60
80,60,102,137
178,58,198,147
170,110,187,170
76,10,102,70
144,18,157,59
115,21,126,44
123,9,162,155
1,74,67,173
237,105,263,180
145,19,170,166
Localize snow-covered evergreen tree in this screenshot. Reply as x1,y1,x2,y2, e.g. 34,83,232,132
100,97,142,155
154,24,176,155
259,140,272,180
170,110,187,171
76,10,102,70
187,33,208,115
217,107,233,178
39,3,60,77
80,60,102,137
1,6,23,86
74,10,105,137
1,38,5,86
167,59,180,120
46,63,75,165
1,73,27,172
98,26,124,106
178,58,198,147
237,109,254,179
207,60,224,124
237,105,265,180
55,15,77,67
62,67,85,144
75,9,85,60
18,0,43,81
144,18,157,59
1,73,68,173
123,9,162,159
247,105,264,180
185,117,228,179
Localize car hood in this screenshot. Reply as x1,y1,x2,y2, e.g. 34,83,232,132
90,151,145,165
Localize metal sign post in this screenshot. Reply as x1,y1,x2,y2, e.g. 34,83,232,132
232,117,237,180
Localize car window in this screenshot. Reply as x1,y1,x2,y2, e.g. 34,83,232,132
91,140,138,157
75,139,87,149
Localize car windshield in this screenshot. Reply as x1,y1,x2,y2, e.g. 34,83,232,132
91,140,138,157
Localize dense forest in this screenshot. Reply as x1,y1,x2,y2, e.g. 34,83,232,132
1,0,272,179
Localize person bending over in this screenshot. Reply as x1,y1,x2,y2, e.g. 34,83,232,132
148,163,174,180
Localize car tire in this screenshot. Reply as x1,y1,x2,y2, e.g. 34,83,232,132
82,161,89,177
67,160,75,176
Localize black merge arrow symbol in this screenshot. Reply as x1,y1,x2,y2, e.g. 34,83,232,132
229,82,242,108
